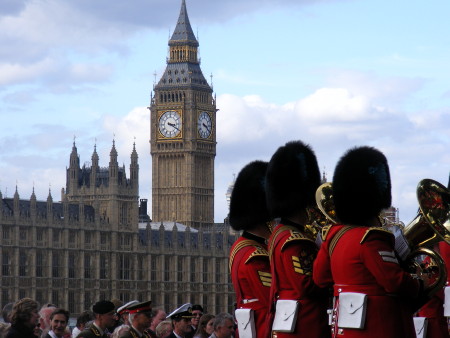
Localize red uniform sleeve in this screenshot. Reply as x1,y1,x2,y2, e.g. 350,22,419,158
241,255,271,304
360,232,421,297
313,242,333,288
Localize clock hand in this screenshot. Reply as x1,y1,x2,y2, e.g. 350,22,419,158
202,123,210,132
168,122,180,131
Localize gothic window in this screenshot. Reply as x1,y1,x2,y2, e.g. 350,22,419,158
52,254,60,277
100,255,108,279
36,251,44,277
52,291,59,305
164,257,170,281
215,260,221,283
19,251,27,276
190,257,196,283
68,291,76,314
119,254,131,280
84,255,91,279
2,252,10,276
19,227,27,240
151,256,157,281
177,256,183,281
53,229,60,243
2,227,10,240
68,253,75,278
2,290,8,306
84,292,91,311
202,259,208,283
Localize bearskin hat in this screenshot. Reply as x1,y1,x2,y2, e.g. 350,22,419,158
229,160,271,231
333,146,392,224
265,141,321,218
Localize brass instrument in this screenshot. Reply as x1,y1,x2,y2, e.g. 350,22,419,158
303,182,336,240
399,179,450,299
314,179,450,300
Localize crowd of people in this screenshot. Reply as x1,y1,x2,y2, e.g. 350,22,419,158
0,300,235,338
229,140,450,338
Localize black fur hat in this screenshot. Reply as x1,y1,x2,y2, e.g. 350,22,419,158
265,141,321,218
333,146,392,224
229,160,270,231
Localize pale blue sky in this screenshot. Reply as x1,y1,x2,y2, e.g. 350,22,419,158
1,0,449,223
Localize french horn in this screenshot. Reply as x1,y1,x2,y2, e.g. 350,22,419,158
314,179,450,300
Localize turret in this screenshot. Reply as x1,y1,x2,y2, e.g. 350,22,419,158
68,141,80,194
130,141,139,191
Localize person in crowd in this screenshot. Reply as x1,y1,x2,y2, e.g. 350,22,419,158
229,160,273,338
193,314,215,338
146,307,166,338
1,302,13,336
188,305,203,337
6,298,40,338
313,146,429,337
155,320,172,338
208,313,234,338
112,300,139,338
118,301,152,338
2,302,14,323
39,304,57,338
78,300,116,338
166,303,194,338
72,311,94,338
45,308,70,338
265,140,330,338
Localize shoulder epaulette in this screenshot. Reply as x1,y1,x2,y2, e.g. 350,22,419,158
229,239,259,272
281,229,315,251
245,247,269,264
360,227,394,244
321,224,332,241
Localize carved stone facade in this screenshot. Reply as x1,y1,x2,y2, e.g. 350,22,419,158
0,142,236,316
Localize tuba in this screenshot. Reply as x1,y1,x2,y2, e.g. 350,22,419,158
314,179,450,300
397,179,450,299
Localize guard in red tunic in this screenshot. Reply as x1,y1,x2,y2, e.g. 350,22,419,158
265,141,330,338
229,160,273,338
313,146,428,338
416,242,450,338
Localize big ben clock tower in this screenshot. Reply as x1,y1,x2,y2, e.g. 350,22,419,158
150,0,216,228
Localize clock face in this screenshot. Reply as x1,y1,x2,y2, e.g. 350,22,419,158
197,111,212,139
159,111,182,138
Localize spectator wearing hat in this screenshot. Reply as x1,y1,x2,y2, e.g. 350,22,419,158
265,141,330,338
78,301,116,338
119,301,152,338
45,308,69,338
112,300,140,338
6,298,40,338
166,303,194,338
228,160,273,338
313,146,428,338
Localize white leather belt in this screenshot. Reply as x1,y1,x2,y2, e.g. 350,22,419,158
242,299,259,304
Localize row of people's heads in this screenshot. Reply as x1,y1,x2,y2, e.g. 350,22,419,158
229,141,391,229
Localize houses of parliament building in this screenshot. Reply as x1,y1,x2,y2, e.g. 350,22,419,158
0,0,238,316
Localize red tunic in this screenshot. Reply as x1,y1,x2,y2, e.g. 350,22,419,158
230,233,272,338
416,241,450,338
313,224,422,338
266,220,330,338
